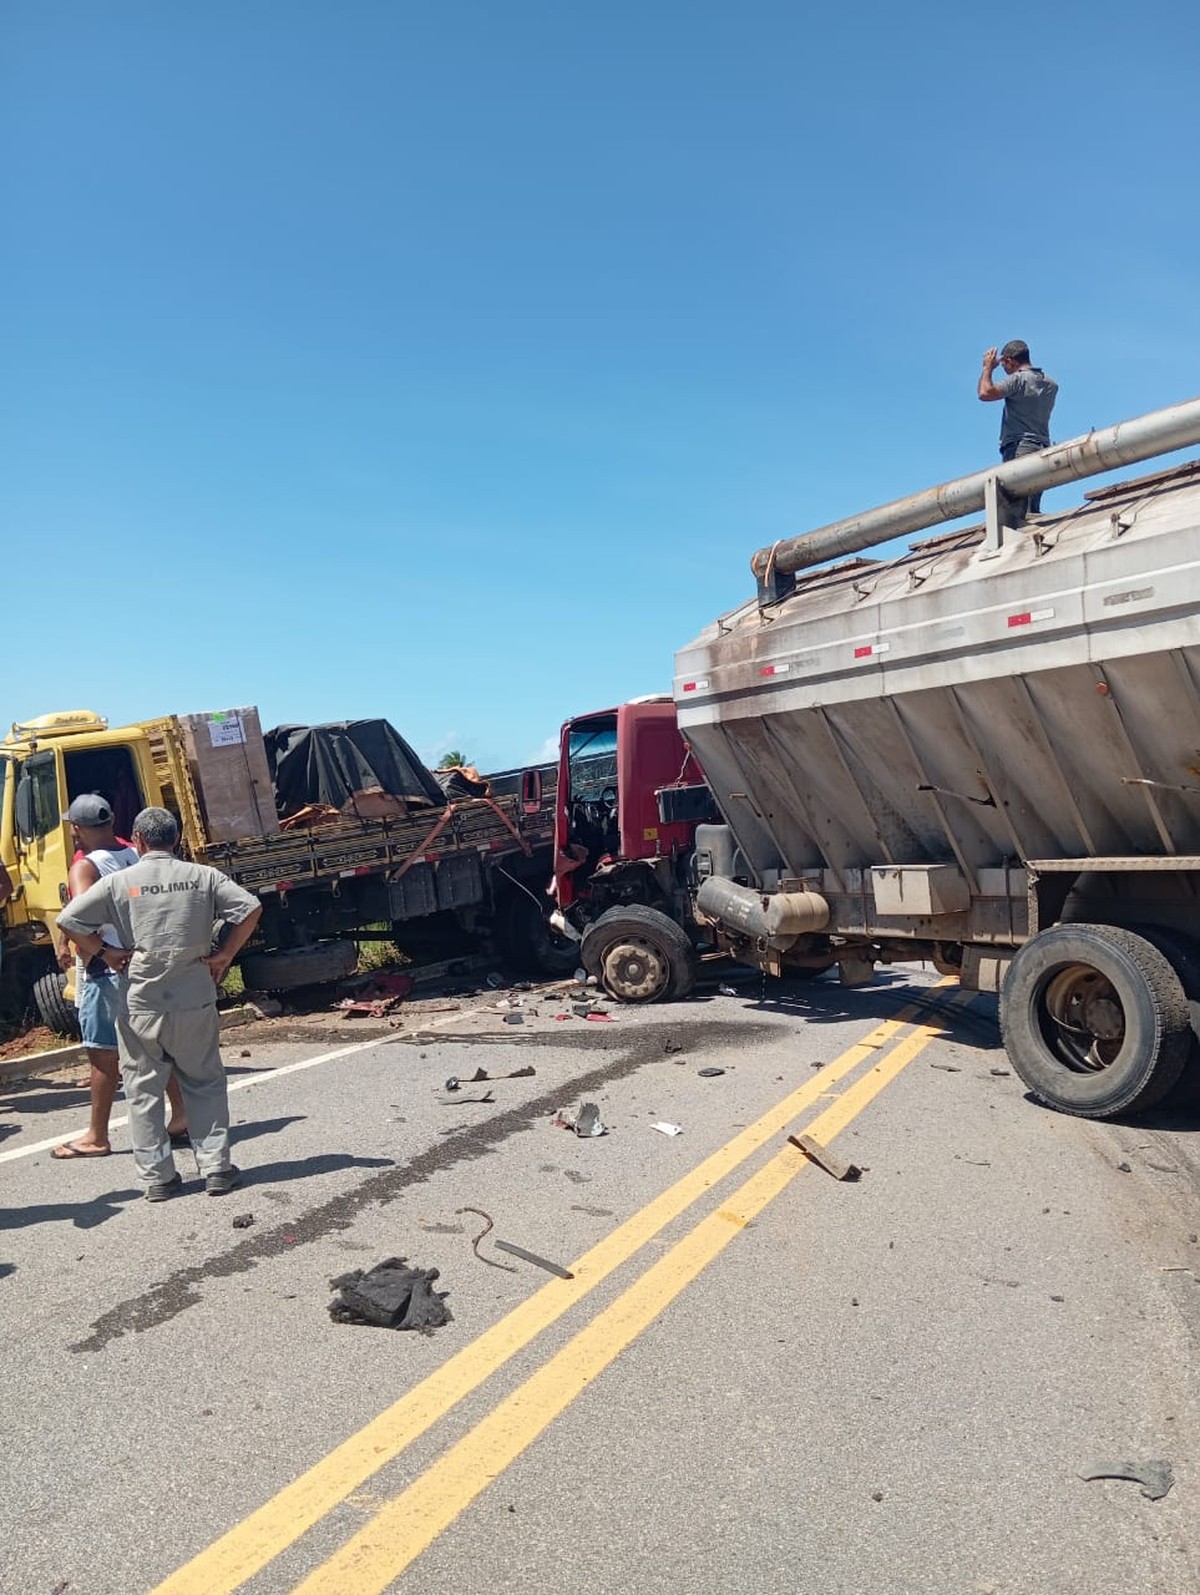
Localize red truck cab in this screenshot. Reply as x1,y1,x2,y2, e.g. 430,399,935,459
553,697,717,999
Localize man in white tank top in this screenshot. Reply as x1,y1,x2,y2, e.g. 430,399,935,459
51,793,188,1159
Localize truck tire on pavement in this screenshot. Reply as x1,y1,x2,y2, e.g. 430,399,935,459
580,905,697,1003
33,970,80,1039
1134,926,1200,1078
496,889,578,978
1000,923,1191,1119
238,940,359,993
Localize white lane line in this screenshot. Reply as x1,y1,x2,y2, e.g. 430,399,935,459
0,1014,469,1168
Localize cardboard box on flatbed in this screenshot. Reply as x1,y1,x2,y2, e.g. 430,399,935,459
177,707,280,842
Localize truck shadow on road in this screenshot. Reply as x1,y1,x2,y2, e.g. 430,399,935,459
1075,1083,1200,1133
731,980,1004,1051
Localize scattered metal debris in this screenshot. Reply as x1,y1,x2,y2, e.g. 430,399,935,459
574,1103,607,1138
456,1207,517,1272
652,1121,683,1137
1078,1460,1174,1500
502,1013,524,1025
437,1088,494,1105
465,1065,536,1083
929,1063,961,1073
338,972,416,1018
989,1068,1011,1077
789,1131,861,1181
494,1240,575,1280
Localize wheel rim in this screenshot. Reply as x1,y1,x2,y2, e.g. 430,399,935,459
1039,961,1126,1072
600,936,671,1001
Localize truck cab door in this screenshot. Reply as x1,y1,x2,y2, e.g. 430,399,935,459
13,748,70,928
0,752,22,923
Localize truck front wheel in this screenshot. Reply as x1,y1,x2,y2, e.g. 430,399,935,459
33,970,80,1039
1000,923,1190,1119
580,906,696,1003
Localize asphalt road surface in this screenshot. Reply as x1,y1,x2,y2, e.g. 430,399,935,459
2,965,1199,1595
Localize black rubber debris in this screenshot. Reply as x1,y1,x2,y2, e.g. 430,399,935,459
231,1213,255,1230
697,1067,725,1078
328,1257,452,1332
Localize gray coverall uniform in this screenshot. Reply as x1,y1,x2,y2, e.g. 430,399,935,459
58,850,260,1187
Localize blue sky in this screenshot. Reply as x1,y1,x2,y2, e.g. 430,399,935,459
5,0,1198,772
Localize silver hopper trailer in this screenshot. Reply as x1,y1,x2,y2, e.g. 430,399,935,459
675,398,1200,1120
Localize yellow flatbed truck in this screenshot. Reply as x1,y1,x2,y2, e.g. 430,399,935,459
0,710,559,1034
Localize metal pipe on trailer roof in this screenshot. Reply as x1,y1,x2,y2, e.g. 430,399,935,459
751,396,1200,580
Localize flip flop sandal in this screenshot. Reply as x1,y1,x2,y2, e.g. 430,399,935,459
52,1140,112,1160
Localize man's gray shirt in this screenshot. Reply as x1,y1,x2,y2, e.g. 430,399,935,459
999,366,1058,451
58,851,259,1015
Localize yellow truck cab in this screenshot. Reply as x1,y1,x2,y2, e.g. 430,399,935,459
0,710,203,1029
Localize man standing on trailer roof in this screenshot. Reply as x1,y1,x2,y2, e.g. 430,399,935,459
977,339,1059,515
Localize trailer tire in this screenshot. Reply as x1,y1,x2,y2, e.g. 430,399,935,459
580,906,696,1003
33,970,80,1038
238,940,359,993
1000,923,1190,1119
496,889,578,978
1133,928,1200,1101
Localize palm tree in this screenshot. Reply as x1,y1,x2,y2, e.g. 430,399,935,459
437,750,467,769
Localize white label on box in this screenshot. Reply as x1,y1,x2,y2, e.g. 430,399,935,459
208,712,245,748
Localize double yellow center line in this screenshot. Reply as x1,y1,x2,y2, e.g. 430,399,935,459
154,984,959,1595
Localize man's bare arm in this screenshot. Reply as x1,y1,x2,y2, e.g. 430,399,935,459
978,347,1005,402
54,859,102,970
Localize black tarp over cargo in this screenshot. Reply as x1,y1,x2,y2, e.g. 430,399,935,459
264,720,447,818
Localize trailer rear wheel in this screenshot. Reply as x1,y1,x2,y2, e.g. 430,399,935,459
580,906,696,1003
238,940,358,993
1134,928,1200,1058
1000,923,1190,1119
496,889,578,978
33,970,81,1038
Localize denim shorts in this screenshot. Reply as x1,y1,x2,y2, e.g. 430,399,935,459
78,971,124,1050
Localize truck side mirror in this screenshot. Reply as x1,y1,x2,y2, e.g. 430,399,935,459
522,769,543,813
15,772,35,842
